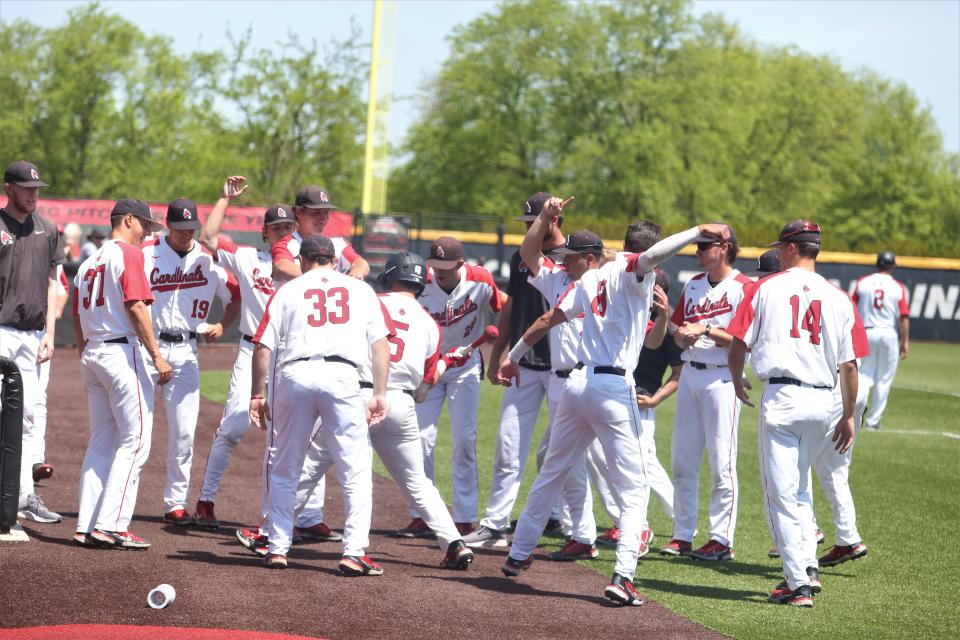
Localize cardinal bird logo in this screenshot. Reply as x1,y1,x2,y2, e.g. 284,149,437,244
0,230,13,246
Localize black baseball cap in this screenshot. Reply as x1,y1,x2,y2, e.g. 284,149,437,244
167,198,201,231
264,204,295,226
4,161,49,188
299,234,336,260
111,198,165,233
515,192,553,222
767,219,821,246
426,236,464,270
295,186,336,209
745,249,781,278
87,228,106,241
877,251,896,269
551,230,604,255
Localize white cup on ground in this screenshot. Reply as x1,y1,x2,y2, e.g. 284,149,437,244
148,584,176,609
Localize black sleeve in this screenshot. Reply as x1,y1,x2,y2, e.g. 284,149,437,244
663,334,684,367
506,251,524,297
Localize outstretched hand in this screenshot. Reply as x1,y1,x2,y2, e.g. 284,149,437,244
222,176,249,200
733,378,754,408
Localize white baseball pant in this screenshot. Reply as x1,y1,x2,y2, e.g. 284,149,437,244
34,357,51,465
76,341,155,533
0,326,40,498
294,421,330,529
265,359,371,557
860,328,899,428
671,365,740,547
146,339,201,512
511,370,648,580
588,406,674,526
479,368,552,531
413,363,481,522
758,383,834,590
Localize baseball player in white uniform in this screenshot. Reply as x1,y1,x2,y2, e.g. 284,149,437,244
142,198,240,525
853,251,909,431
399,236,504,535
31,264,69,482
728,219,867,607
368,251,476,569
72,198,173,549
249,234,389,573
192,176,301,529
501,212,731,606
663,225,751,561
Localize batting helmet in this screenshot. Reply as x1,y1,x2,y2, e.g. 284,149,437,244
877,251,896,269
378,251,427,295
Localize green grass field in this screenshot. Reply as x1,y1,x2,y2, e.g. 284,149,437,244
201,341,960,639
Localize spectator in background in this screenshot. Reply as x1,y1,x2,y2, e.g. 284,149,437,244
62,222,83,262
80,228,106,261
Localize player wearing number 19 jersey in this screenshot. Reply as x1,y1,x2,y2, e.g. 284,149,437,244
728,220,867,607
142,198,239,524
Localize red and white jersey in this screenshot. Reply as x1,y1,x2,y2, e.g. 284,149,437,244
852,272,909,332
271,231,359,275
73,239,153,340
378,292,442,390
142,238,236,334
671,270,753,366
418,264,504,368
215,237,275,337
727,268,869,387
556,254,655,371
254,267,388,368
527,259,583,371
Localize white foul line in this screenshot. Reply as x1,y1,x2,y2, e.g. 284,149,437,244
876,429,960,440
893,385,960,399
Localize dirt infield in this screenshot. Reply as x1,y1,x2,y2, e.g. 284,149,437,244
0,346,725,639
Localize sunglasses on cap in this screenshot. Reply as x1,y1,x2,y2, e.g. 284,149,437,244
781,222,821,240
695,241,724,252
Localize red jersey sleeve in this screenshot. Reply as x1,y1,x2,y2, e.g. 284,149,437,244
341,241,361,265
218,235,239,254
897,281,910,316
252,290,279,344
726,284,759,341
423,319,442,383
670,293,686,326
118,242,153,304
227,273,241,303
271,235,296,263
850,301,870,359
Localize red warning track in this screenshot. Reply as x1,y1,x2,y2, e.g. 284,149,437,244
1,624,326,640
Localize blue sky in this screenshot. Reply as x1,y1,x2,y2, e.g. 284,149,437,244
1,0,957,153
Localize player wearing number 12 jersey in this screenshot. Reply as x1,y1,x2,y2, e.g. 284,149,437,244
72,199,172,549
142,198,240,525
728,220,867,607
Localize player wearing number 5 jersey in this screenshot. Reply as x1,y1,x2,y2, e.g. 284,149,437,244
72,199,173,549
406,237,504,534
250,234,389,572
852,252,909,431
142,198,240,525
728,220,867,608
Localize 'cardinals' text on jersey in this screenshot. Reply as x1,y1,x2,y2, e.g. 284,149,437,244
727,268,869,387
73,239,153,340
671,270,753,365
852,272,909,332
418,263,504,359
378,292,442,390
254,268,388,368
142,238,237,334
556,254,655,371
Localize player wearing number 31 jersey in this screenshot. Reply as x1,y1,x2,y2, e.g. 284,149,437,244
72,199,172,549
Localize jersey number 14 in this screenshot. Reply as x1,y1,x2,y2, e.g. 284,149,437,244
788,295,822,345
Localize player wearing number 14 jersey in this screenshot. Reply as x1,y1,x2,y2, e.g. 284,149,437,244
142,198,240,525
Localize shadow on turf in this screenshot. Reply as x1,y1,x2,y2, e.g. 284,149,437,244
421,574,614,606
637,576,769,603
643,553,783,580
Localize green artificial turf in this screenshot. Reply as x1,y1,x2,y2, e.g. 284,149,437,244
201,341,959,639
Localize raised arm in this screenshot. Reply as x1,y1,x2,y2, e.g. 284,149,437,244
632,222,731,277
519,196,571,278
199,176,248,254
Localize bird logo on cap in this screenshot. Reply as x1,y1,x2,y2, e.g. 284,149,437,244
278,208,287,217
320,191,329,203
435,245,445,258
0,231,12,246
183,210,192,220
30,168,39,180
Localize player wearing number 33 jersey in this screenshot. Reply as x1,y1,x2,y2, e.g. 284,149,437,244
141,198,239,524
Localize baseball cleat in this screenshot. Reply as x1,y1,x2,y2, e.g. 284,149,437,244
455,521,476,536
440,540,475,570
818,542,868,567
193,501,219,528
690,539,735,561
265,553,288,569
338,555,384,577
638,540,650,558
462,524,510,548
604,573,645,606
236,527,269,557
90,529,151,549
18,494,62,523
641,526,654,546
73,532,109,548
163,508,194,526
597,527,620,546
769,583,813,607
393,517,435,539
547,540,599,561
806,566,822,594
500,555,533,577
32,463,54,483
293,522,343,542
659,539,692,557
